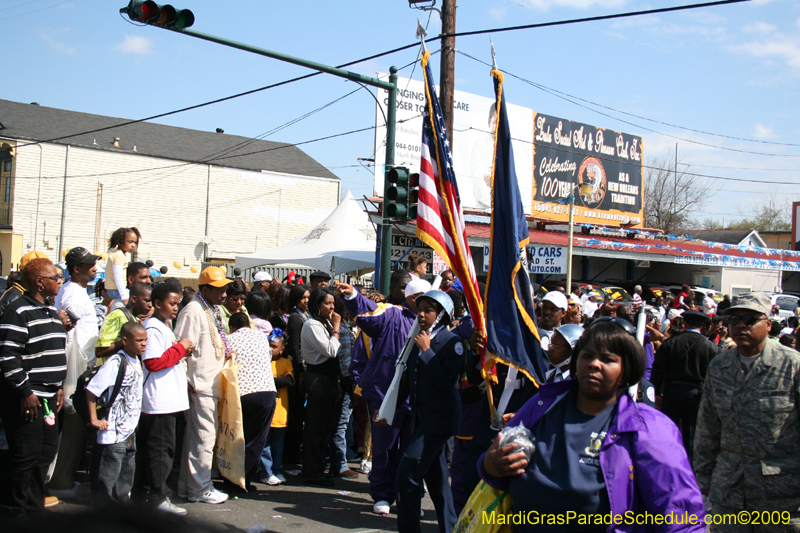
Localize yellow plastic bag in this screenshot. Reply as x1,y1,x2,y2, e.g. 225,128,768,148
453,481,513,533
214,358,246,490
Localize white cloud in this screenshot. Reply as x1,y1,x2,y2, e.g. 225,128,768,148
660,24,726,37
521,0,627,11
40,29,75,55
729,20,800,74
754,123,778,139
487,6,507,20
744,21,777,33
611,14,660,29
730,35,800,71
114,35,154,55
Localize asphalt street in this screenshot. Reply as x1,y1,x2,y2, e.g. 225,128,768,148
53,469,442,532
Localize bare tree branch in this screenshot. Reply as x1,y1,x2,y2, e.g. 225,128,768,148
643,149,715,234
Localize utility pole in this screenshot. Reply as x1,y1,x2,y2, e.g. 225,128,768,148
566,188,575,297
673,142,678,230
440,0,456,143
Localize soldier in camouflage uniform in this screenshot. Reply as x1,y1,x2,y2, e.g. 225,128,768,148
694,293,800,532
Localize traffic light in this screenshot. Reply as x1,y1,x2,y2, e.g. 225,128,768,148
120,1,195,29
407,172,419,221
385,166,410,222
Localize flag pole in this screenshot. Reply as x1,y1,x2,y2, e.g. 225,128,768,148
484,37,500,429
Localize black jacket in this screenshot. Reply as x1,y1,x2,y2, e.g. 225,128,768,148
406,327,464,437
651,330,718,393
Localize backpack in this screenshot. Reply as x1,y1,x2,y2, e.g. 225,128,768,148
72,354,128,424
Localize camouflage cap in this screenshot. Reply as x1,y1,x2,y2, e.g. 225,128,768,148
723,292,771,317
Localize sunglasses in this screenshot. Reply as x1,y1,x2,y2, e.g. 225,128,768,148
590,316,636,336
726,315,768,327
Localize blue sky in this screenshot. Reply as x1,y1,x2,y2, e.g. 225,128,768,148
3,0,799,226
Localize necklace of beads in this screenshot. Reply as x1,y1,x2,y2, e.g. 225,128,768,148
197,292,231,360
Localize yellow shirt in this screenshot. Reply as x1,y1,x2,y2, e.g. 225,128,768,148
105,249,127,291
270,357,293,428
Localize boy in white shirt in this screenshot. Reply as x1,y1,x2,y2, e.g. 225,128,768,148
138,280,193,514
87,322,146,506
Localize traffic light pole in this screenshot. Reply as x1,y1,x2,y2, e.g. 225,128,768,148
380,67,398,296
156,27,398,293
169,28,397,92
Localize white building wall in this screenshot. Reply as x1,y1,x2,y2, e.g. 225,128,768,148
721,268,781,296
12,142,339,274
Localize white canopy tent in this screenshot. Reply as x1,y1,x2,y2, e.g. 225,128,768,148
235,191,377,275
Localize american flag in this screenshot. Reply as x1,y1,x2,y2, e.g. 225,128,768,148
415,50,485,336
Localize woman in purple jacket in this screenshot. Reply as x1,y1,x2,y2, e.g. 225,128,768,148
480,317,705,533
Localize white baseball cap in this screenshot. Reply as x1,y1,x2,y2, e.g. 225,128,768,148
253,271,272,282
542,291,569,311
404,278,432,298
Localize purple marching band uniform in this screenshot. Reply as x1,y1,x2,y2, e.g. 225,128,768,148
343,291,415,507
478,380,706,533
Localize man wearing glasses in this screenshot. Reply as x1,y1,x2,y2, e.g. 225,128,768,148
694,293,800,531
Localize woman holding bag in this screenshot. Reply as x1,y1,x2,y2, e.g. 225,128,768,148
227,312,276,491
479,317,706,533
300,287,341,486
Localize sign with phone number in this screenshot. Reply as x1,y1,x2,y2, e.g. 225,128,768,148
390,234,447,275
484,246,569,274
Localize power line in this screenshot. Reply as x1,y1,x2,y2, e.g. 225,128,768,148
444,0,752,40
503,0,800,94
12,0,751,152
0,0,72,21
0,0,43,12
457,50,800,158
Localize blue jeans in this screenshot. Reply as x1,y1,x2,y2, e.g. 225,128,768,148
328,390,353,474
261,427,286,478
92,434,137,506
106,289,123,300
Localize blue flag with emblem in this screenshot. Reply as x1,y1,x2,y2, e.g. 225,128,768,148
484,69,547,385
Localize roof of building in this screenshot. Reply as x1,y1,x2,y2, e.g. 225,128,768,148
0,99,339,180
679,229,763,246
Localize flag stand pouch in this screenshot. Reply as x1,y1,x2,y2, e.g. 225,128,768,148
453,481,513,533
214,357,246,490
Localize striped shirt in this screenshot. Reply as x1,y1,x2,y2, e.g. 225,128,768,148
0,293,67,399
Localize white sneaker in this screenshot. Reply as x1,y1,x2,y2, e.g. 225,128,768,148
188,489,229,504
360,460,372,474
157,498,188,515
262,475,283,486
373,500,391,514
275,473,287,483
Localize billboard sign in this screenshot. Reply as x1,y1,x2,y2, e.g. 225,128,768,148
374,74,643,227
532,114,643,225
793,201,800,251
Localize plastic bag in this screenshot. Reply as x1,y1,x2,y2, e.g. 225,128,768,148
499,423,536,463
214,358,246,490
453,481,513,533
62,332,90,413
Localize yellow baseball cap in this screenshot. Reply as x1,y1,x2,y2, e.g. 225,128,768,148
198,266,231,288
20,250,49,269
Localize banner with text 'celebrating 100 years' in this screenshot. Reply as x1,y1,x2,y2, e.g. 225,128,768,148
374,74,644,228
532,113,643,227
